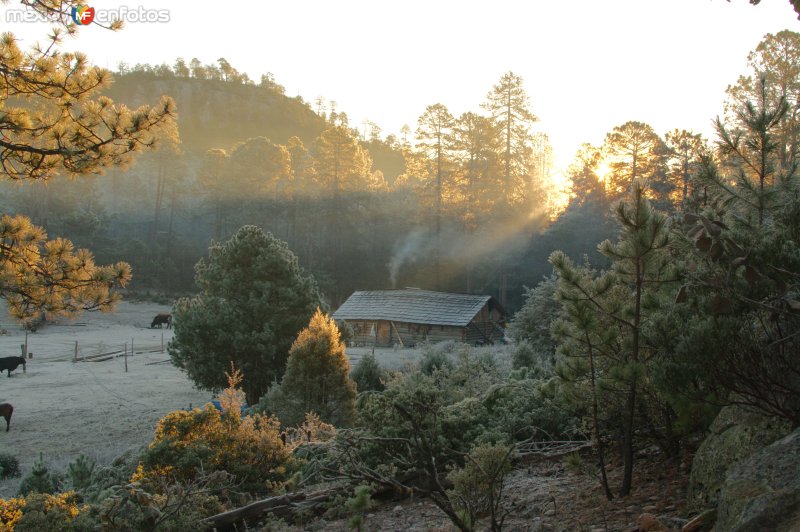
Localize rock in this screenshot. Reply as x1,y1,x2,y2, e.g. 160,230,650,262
637,512,669,531
681,508,716,532
687,404,791,509
716,427,800,531
643,504,658,512
393,505,403,515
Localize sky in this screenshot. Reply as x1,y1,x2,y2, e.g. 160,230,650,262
2,0,798,178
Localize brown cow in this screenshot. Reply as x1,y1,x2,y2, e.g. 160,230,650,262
151,313,172,329
0,403,12,432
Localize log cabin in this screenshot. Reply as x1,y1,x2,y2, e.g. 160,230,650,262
333,288,506,347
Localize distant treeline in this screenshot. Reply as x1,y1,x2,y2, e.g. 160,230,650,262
1,58,709,310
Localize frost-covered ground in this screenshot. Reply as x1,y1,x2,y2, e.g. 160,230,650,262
0,300,508,497
0,301,208,497
0,301,434,496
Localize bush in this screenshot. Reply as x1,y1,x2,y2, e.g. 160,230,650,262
0,453,21,480
447,443,514,531
508,275,561,367
323,351,580,532
12,492,92,532
76,450,140,505
350,352,385,392
17,453,62,496
419,346,453,375
136,369,294,493
336,319,354,346
564,452,585,474
66,455,95,492
98,473,226,531
345,484,375,531
1,492,92,532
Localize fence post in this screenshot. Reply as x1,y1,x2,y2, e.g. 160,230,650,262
124,342,128,373
161,331,164,353
74,341,78,362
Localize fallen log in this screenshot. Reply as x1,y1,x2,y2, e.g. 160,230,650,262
203,488,337,531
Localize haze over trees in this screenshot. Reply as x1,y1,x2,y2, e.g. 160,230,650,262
2,58,563,309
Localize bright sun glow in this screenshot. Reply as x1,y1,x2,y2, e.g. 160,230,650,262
595,161,611,183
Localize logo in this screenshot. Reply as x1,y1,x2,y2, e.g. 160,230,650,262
71,5,95,25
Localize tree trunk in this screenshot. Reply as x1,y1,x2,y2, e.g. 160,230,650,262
620,382,636,497
586,333,614,501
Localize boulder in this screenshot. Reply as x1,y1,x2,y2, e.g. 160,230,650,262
687,405,790,509
715,427,800,531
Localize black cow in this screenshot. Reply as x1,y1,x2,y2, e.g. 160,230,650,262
0,403,12,432
151,313,172,329
0,356,26,377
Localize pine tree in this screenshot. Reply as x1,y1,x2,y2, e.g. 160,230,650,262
273,309,356,427
415,104,455,288
602,121,666,203
0,31,175,181
169,226,321,405
724,30,800,171
550,255,620,501
672,75,800,426
482,72,538,207
0,214,132,323
551,184,674,496
664,129,705,209
312,125,373,299
0,2,175,321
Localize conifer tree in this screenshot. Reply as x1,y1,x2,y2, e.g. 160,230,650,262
482,72,538,206
602,122,671,207
416,104,455,288
270,308,356,426
724,30,800,171
312,125,373,298
551,184,674,496
671,75,800,426
169,226,321,405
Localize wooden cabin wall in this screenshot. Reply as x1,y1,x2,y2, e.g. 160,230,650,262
343,319,466,346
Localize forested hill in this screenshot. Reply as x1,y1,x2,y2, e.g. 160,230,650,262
102,67,406,184
103,70,326,155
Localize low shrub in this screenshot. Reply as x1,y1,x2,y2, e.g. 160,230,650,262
350,352,385,392
0,453,21,480
136,368,294,494
17,453,62,496
1,492,91,532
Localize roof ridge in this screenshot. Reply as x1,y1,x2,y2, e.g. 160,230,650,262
333,290,497,327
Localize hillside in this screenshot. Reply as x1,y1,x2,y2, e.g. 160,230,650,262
104,72,327,153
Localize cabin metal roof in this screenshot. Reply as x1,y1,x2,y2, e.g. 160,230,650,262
332,289,497,327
